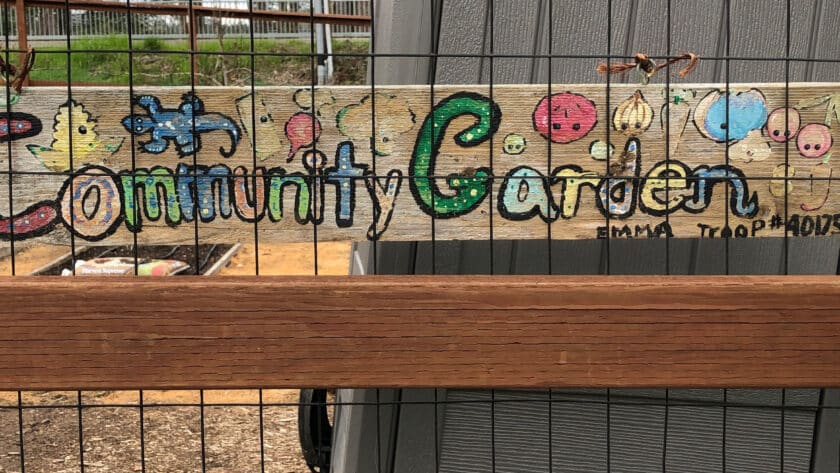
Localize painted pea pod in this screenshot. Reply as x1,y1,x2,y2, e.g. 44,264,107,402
0,201,59,240
0,112,42,142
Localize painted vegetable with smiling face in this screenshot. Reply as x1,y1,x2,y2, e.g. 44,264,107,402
28,100,123,172
285,111,322,161
235,93,284,162
796,123,832,158
694,89,767,142
766,107,800,143
533,92,597,144
502,133,526,155
613,90,653,136
730,132,771,163
336,93,416,157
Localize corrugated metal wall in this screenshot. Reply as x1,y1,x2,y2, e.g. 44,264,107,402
333,1,840,472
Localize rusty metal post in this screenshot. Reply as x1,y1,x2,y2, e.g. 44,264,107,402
15,0,27,86
188,6,198,84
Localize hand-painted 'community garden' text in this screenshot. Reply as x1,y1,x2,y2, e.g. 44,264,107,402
1,83,838,245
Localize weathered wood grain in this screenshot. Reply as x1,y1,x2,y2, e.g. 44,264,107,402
1,275,839,389
1,83,839,246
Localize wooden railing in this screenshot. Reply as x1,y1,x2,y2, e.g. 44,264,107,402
3,0,371,86
1,275,838,390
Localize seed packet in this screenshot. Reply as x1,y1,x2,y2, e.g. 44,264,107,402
61,258,191,276
137,259,191,276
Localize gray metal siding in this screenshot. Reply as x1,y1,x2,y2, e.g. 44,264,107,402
333,1,840,472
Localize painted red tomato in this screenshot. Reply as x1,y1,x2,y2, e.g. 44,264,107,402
533,92,598,144
797,123,832,158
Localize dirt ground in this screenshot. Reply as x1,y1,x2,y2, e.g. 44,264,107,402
0,241,352,472
222,242,352,276
0,242,352,276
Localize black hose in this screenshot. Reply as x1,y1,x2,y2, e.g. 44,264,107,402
298,389,333,473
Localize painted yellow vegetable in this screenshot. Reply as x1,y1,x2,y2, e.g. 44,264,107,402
27,100,123,172
769,164,794,197
613,90,653,136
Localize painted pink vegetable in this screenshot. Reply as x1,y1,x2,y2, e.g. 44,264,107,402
533,92,597,144
796,123,832,158
766,107,800,143
285,111,322,162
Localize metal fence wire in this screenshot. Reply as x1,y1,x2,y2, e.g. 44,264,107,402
0,0,838,472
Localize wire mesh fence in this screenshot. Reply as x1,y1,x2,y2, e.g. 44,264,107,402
0,0,838,472
0,0,370,41
0,388,833,473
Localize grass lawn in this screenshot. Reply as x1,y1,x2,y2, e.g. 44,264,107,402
29,36,369,86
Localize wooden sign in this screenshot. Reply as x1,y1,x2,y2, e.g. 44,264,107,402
0,83,837,245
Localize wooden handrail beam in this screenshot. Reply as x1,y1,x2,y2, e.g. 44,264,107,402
0,275,838,390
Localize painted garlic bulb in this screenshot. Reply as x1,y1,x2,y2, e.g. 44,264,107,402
613,90,653,136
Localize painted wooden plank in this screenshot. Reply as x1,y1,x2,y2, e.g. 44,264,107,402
607,0,681,274
378,5,834,473
784,0,840,276
446,0,552,278
1,275,840,390
0,83,838,246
